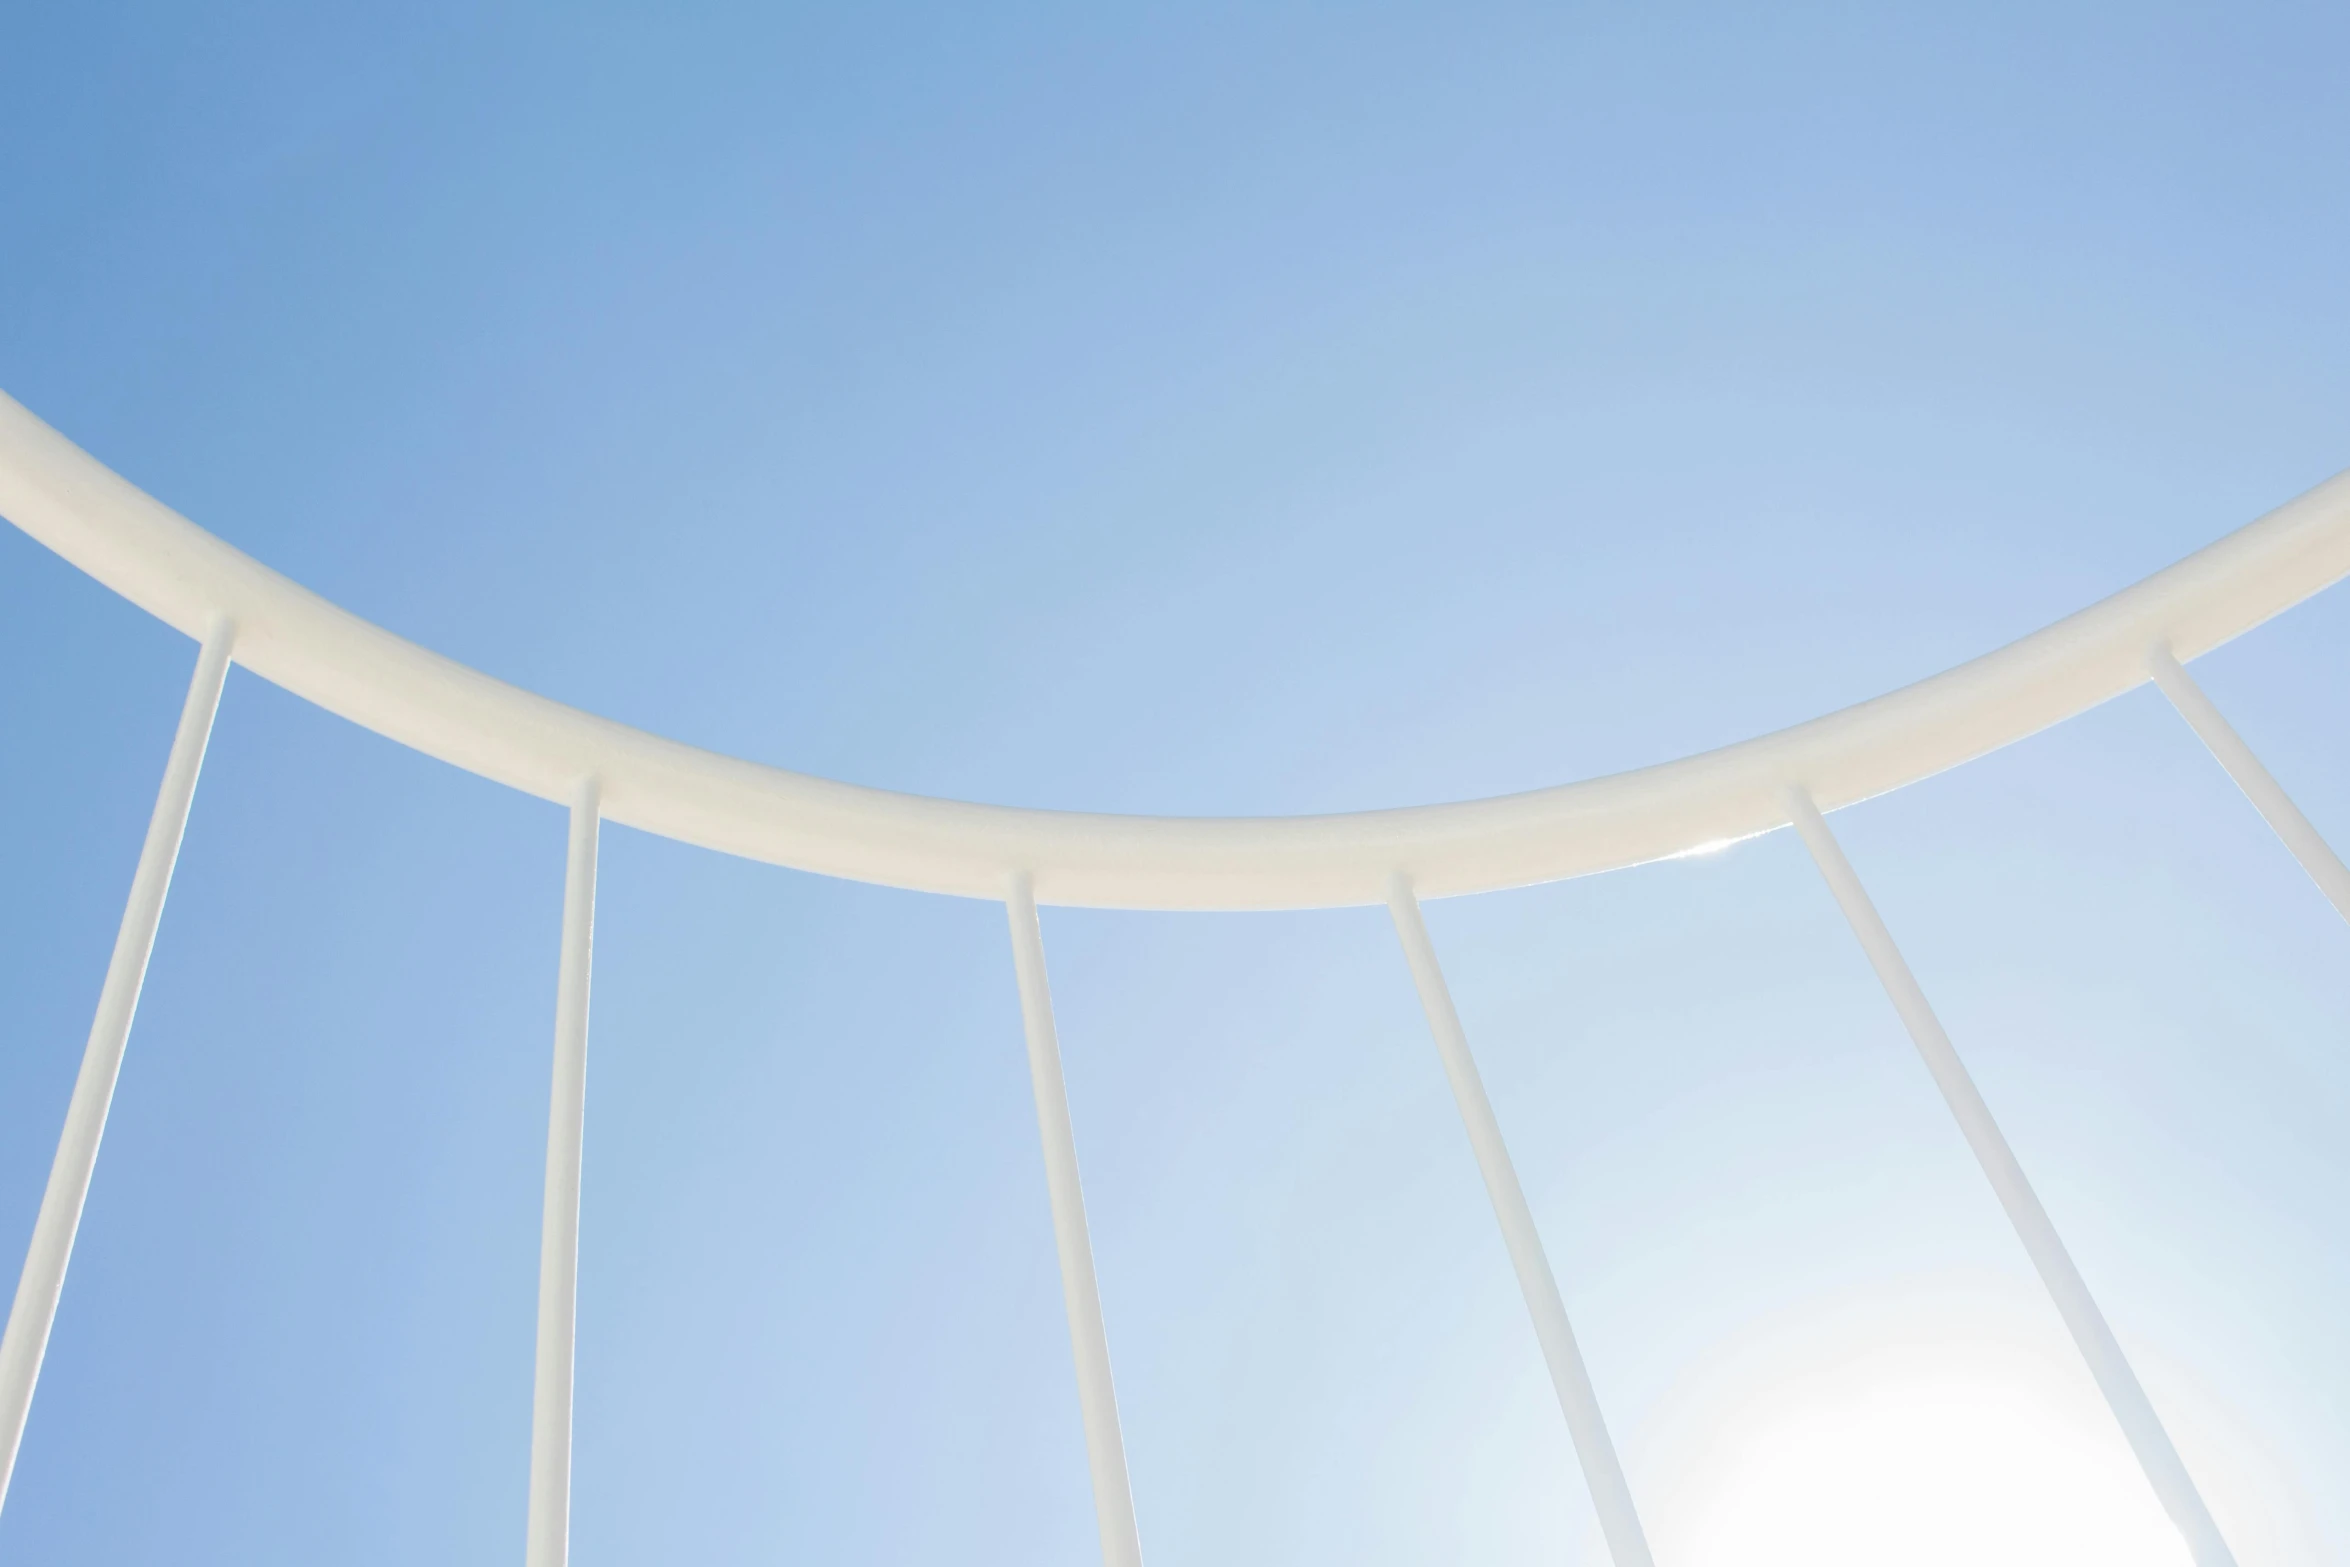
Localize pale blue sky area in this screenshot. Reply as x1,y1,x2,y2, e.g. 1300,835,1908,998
1,6,2346,1564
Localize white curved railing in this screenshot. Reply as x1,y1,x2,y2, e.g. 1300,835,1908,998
6,392,2350,910
2,385,2344,1565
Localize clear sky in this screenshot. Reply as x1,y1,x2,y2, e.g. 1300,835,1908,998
1,5,2346,1564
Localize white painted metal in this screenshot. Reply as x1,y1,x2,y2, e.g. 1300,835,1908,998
0,618,233,1515
1004,876,1145,1567
4,391,2350,910
2148,643,2350,923
526,782,600,1567
1385,876,1653,1567
1784,786,2237,1566
0,385,2335,1552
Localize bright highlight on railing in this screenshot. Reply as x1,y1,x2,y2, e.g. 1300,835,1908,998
0,386,2345,1564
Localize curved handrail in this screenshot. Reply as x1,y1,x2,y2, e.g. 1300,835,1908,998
4,390,2348,910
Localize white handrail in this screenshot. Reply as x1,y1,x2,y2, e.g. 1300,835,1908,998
4,389,2347,910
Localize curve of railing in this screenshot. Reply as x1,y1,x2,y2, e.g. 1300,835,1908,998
1,386,2344,1566
6,393,2350,910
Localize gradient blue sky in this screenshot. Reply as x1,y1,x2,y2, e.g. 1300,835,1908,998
2,5,2346,1563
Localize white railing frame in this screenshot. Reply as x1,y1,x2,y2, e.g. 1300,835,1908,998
3,391,2348,911
6,389,2346,1563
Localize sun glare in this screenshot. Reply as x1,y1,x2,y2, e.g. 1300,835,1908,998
1663,836,1746,861
1647,1324,2197,1567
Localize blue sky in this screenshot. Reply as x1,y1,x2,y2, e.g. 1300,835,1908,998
1,4,2346,1563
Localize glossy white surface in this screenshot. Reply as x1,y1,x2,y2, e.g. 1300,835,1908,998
5,389,2348,910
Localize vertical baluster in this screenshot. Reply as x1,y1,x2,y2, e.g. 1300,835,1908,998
1785,785,2236,1567
1004,875,1143,1567
1387,875,1654,1567
525,781,599,1567
2149,644,2350,923
0,619,235,1516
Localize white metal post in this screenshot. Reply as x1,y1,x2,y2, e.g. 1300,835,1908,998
1784,786,2236,1567
526,780,600,1567
0,618,234,1516
1004,875,1143,1567
2148,644,2350,924
1385,876,1654,1567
